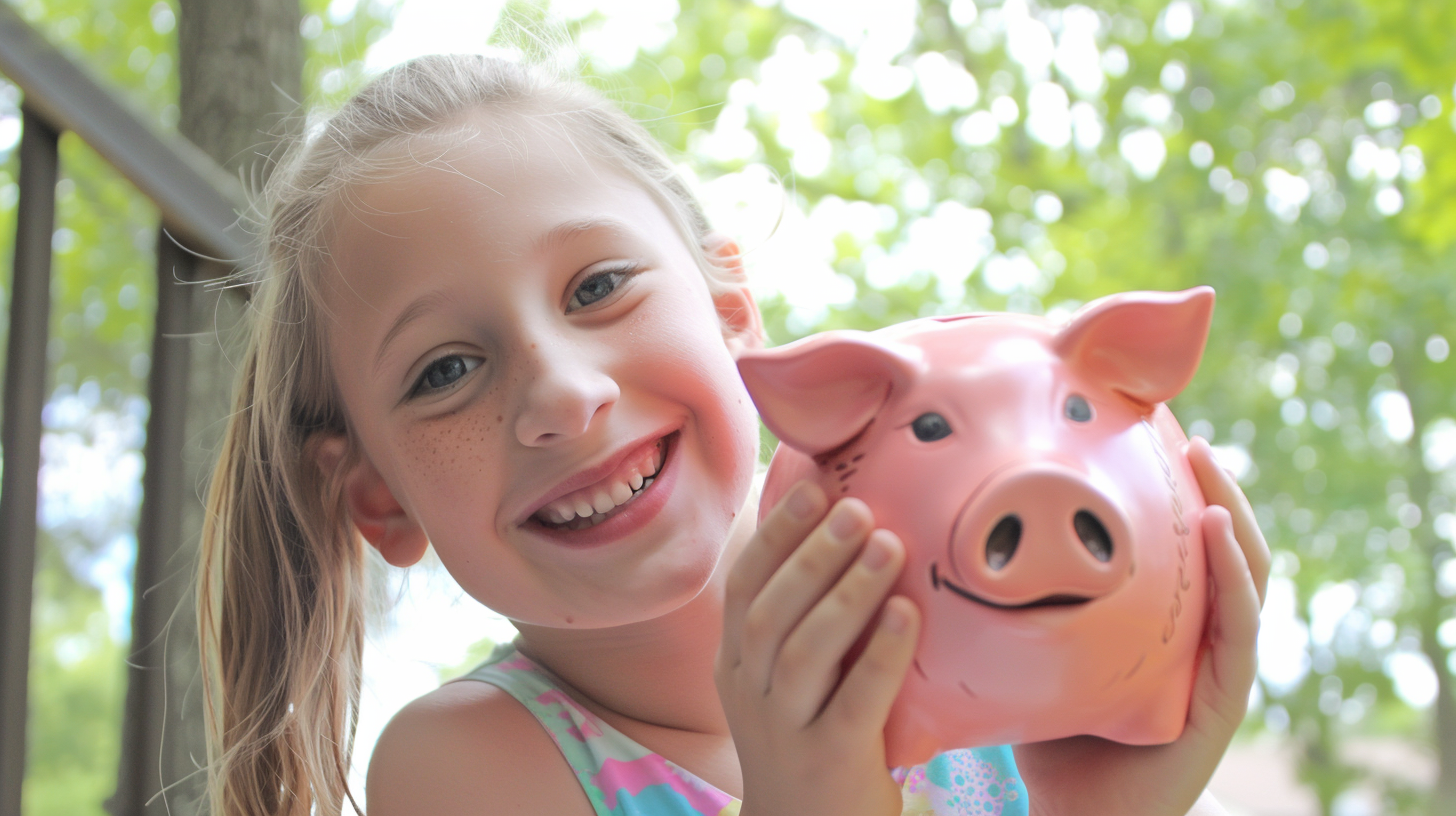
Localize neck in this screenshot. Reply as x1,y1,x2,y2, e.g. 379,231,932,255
511,486,759,737
515,576,727,734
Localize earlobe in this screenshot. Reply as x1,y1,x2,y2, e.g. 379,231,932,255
313,434,430,567
717,288,764,356
703,233,764,354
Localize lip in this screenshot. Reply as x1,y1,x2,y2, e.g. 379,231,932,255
515,429,676,526
930,561,1091,611
524,431,680,548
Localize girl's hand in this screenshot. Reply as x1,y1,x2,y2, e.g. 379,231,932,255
1012,436,1271,815
717,481,919,816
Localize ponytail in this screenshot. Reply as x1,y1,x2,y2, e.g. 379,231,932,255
198,313,370,815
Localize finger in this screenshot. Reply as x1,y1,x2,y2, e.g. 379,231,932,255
739,498,874,693
721,481,828,662
1188,436,1270,606
822,595,919,736
1187,505,1260,740
770,529,906,721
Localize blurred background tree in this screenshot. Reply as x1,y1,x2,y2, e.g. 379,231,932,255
1,1,391,812
2,1,1454,815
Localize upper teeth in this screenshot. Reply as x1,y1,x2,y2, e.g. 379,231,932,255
538,441,664,525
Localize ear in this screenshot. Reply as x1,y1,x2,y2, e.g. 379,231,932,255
737,332,921,455
313,434,429,567
703,233,764,356
1053,286,1215,406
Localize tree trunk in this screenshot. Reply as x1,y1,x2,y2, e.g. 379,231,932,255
109,3,301,815
177,0,304,184
1423,622,1456,816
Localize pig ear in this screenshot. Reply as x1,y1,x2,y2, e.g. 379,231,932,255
738,332,921,454
1054,287,1215,406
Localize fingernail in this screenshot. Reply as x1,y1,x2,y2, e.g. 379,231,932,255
786,483,819,521
828,505,864,540
861,536,891,571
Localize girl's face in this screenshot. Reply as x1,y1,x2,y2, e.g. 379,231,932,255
320,113,762,628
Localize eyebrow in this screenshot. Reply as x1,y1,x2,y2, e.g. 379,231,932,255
534,217,630,253
373,288,455,377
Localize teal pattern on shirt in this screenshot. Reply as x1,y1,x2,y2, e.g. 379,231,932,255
458,643,1027,816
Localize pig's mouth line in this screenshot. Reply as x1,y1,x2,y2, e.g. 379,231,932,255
931,561,1092,611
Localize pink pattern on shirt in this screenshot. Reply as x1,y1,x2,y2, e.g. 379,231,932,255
534,688,604,742
497,655,535,672
594,754,735,814
898,764,929,794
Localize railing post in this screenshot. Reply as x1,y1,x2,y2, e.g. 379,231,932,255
109,233,199,816
0,2,250,264
0,107,60,816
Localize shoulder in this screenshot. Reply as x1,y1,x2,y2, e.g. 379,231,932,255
365,679,594,816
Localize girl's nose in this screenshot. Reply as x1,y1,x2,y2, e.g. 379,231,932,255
514,337,621,447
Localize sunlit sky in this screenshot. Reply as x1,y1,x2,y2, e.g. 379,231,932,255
25,0,1456,803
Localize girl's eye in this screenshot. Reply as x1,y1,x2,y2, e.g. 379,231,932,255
411,354,481,397
566,264,637,312
912,412,952,442
1065,394,1094,422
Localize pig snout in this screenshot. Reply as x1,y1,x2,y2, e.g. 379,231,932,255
941,463,1134,609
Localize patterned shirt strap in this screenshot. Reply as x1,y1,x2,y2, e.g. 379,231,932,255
459,643,619,813
458,642,1027,816
457,642,741,816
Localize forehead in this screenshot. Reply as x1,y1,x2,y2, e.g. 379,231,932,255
320,112,680,302
335,111,644,235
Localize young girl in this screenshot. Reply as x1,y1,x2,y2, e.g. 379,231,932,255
198,54,1269,816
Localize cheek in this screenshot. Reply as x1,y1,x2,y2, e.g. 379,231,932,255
393,408,510,520
631,297,759,481
682,341,760,489
713,367,762,473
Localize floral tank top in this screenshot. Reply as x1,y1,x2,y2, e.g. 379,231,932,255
458,643,1028,816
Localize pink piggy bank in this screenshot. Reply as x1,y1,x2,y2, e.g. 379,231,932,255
738,287,1215,767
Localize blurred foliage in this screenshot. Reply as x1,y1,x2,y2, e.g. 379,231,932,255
3,0,1456,815
584,1,1456,813
21,561,126,815
434,635,498,683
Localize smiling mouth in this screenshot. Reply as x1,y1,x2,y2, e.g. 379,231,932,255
531,434,673,531
930,562,1091,610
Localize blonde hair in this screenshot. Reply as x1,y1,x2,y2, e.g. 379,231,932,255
197,53,735,815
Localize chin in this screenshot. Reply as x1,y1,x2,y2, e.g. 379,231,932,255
619,528,731,625
535,532,730,630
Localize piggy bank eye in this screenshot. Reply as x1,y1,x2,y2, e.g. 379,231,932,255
1064,394,1094,423
912,412,952,442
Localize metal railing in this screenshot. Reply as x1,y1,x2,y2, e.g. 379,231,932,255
0,5,248,814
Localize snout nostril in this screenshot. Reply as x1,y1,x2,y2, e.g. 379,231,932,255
986,515,1022,571
1073,510,1113,563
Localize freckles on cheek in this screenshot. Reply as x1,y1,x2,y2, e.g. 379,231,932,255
396,407,503,495
397,424,456,497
